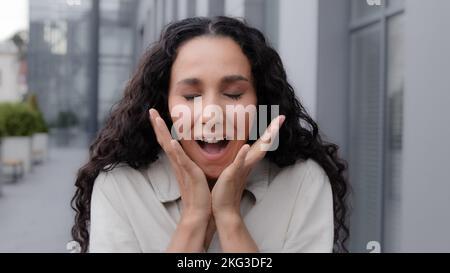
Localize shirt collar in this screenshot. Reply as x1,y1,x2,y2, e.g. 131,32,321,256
146,153,270,204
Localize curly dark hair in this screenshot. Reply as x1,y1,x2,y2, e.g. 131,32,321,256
71,16,349,253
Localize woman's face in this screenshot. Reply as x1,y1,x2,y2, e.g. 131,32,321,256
168,36,257,180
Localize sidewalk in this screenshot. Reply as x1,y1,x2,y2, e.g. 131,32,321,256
0,147,89,253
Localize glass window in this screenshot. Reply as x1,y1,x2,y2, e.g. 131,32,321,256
98,0,136,128
348,0,405,253
43,20,68,55
349,24,383,252
383,14,404,252
28,0,94,144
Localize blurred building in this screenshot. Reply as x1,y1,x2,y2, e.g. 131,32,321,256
28,0,91,143
0,40,24,102
97,0,138,125
134,0,450,252
28,0,138,146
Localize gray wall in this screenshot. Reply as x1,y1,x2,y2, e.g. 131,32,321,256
278,0,318,118
399,0,450,252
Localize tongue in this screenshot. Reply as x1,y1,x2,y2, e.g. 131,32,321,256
202,143,223,154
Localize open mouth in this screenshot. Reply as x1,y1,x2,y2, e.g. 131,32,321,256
196,139,230,154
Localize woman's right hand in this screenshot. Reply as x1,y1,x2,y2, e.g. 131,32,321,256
149,109,211,252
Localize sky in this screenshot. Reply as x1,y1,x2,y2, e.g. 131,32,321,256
0,0,29,42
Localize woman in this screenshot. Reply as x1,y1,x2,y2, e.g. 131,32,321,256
71,16,349,253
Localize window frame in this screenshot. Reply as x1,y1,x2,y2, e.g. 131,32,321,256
348,0,405,252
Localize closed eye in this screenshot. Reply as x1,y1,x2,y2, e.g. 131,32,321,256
183,94,202,101
225,93,243,100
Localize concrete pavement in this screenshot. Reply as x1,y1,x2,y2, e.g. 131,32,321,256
0,148,89,253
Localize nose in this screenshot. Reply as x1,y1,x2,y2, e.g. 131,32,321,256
200,93,224,125
195,93,226,137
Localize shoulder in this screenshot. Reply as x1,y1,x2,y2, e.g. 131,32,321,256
93,163,148,197
274,159,334,252
271,159,329,188
94,163,134,186
268,158,332,201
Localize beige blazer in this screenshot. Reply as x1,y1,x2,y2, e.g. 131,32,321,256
89,153,334,253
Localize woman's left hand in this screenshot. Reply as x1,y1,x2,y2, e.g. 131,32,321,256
211,115,286,221
210,115,285,252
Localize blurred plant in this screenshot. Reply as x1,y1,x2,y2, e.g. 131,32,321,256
10,30,28,61
55,111,79,129
25,93,49,133
26,93,40,112
0,103,40,137
0,112,5,138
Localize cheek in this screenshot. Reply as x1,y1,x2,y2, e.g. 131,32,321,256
167,93,176,111
168,96,185,116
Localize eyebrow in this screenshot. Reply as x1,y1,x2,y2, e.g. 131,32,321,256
176,74,249,86
176,78,201,86
221,75,250,84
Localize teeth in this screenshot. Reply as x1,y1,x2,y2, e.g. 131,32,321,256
199,136,229,143
203,138,220,144
195,136,229,143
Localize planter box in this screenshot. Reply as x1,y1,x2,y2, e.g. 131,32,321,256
1,136,32,174
32,133,49,163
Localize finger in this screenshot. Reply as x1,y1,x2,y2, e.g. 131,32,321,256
149,109,173,150
260,115,285,143
170,139,196,170
156,117,175,146
233,144,250,169
219,144,251,181
149,109,165,145
246,115,285,168
149,109,182,171
169,140,189,188
170,140,207,189
149,108,161,128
